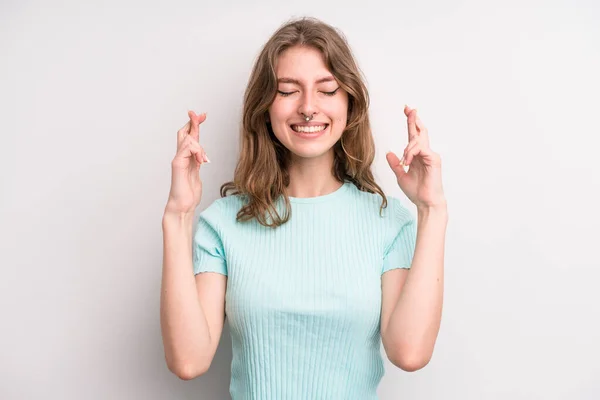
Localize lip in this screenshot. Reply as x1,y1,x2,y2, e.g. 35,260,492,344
289,123,329,139
290,122,328,126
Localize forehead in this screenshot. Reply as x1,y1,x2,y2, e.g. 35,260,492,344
275,46,332,82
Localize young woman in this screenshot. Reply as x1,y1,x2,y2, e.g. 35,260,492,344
161,17,447,399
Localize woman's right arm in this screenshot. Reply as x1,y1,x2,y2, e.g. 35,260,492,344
160,211,226,380
160,111,226,380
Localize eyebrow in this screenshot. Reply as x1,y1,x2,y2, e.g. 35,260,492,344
277,76,336,85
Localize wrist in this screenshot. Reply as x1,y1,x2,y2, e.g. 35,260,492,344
162,209,196,226
417,200,448,218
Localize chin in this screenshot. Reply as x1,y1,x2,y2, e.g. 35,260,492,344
289,147,332,160
286,139,339,160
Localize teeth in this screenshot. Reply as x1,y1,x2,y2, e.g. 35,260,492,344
292,125,327,133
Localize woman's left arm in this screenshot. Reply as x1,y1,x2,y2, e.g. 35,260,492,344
381,204,447,372
381,105,448,372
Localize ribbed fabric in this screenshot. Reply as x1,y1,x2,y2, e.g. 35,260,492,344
192,181,417,400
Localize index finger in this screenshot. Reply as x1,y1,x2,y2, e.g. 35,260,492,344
187,111,207,141
415,114,429,142
404,105,418,141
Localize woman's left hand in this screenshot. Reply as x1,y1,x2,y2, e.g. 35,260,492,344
386,105,446,209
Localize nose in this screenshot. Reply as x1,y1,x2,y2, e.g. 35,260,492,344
298,91,318,119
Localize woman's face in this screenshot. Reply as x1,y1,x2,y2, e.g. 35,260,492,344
268,45,349,161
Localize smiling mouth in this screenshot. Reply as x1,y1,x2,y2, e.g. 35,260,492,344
290,124,329,133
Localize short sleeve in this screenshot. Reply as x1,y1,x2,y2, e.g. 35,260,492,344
192,201,227,276
382,198,417,274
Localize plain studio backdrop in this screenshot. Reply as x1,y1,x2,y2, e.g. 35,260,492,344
1,0,599,399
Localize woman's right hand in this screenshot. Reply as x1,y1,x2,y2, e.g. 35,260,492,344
164,111,210,216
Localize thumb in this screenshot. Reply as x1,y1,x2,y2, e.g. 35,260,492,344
386,151,409,177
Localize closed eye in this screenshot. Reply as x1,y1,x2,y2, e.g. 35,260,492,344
277,90,296,97
277,87,341,97
322,87,340,96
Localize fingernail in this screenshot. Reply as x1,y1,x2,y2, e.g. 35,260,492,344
203,154,211,163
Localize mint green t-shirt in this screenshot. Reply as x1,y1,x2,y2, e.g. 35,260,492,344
193,181,417,399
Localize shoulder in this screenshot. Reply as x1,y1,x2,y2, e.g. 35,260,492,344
346,183,413,223
345,183,387,214
386,195,415,224
196,194,246,227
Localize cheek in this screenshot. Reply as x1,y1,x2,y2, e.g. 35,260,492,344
270,100,294,120
268,102,280,120
335,118,347,137
268,104,290,140
335,111,348,128
331,97,349,121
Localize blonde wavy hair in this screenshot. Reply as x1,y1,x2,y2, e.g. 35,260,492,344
220,16,388,228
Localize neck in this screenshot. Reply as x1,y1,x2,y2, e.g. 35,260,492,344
286,150,343,198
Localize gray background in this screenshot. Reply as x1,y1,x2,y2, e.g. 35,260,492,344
1,0,599,398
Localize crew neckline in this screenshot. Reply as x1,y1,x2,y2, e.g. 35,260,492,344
288,180,351,204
